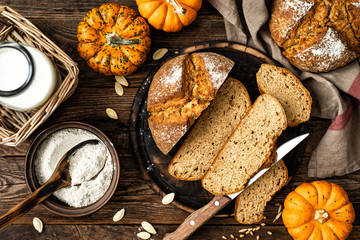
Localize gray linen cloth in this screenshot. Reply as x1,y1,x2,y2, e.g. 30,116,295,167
208,0,360,178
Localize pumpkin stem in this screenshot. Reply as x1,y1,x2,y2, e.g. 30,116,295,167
106,32,140,46
166,0,187,16
314,209,330,224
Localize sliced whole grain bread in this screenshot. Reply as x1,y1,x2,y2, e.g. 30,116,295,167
256,64,312,127
168,77,251,181
234,160,288,224
201,94,287,195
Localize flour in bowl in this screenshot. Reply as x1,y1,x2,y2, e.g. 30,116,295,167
34,128,114,208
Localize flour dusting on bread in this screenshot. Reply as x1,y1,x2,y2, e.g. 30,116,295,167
281,0,314,37
195,52,235,89
307,28,345,60
153,64,183,103
271,0,314,43
283,0,313,12
352,1,360,8
270,0,360,72
294,28,355,72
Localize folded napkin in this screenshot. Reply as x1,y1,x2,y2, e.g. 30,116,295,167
208,0,360,178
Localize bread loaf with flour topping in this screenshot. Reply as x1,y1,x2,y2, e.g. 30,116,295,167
269,0,360,72
147,52,234,154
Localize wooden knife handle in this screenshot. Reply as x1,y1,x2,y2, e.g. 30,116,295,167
163,195,232,240
0,176,68,230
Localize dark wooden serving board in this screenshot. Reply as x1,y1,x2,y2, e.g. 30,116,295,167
130,41,306,216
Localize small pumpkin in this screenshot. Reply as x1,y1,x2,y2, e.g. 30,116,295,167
136,0,202,32
77,3,151,76
282,181,355,240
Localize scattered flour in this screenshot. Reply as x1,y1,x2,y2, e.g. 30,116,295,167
34,128,114,208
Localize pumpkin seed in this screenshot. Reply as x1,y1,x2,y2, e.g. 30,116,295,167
113,208,125,222
153,48,168,60
141,221,157,234
115,75,129,86
106,108,118,120
239,234,244,238
33,217,43,233
238,229,247,233
261,223,266,226
267,231,273,235
115,82,124,96
230,234,235,239
272,204,283,223
137,231,151,239
222,236,227,240
162,192,175,205
273,210,282,223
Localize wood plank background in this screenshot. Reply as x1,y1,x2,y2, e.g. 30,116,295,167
0,0,359,239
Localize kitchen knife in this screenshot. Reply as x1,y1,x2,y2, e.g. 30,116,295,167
163,133,309,240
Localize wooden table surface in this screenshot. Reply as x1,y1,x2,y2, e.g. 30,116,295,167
0,1,359,239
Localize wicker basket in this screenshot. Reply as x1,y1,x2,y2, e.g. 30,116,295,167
0,6,79,146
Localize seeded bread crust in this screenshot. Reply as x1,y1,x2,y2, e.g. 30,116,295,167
147,53,234,154
269,0,360,72
256,64,312,127
202,94,287,195
168,77,251,181
234,160,288,224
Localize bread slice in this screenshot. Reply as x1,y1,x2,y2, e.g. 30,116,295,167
147,52,234,154
234,160,288,224
256,64,312,127
168,77,251,181
201,94,287,195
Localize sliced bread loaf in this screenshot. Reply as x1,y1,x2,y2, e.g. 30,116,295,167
201,94,287,195
234,160,288,224
148,52,234,154
256,64,312,127
168,77,251,181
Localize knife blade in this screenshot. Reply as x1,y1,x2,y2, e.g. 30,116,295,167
228,132,309,200
163,133,309,240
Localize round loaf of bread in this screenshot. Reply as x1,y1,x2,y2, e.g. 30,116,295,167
147,52,234,154
269,0,360,72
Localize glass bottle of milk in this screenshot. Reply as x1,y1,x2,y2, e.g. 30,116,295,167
0,41,60,111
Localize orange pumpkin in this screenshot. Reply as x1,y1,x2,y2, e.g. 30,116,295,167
136,0,202,32
282,181,355,240
77,3,151,76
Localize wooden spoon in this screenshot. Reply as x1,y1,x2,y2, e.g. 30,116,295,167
0,139,99,230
